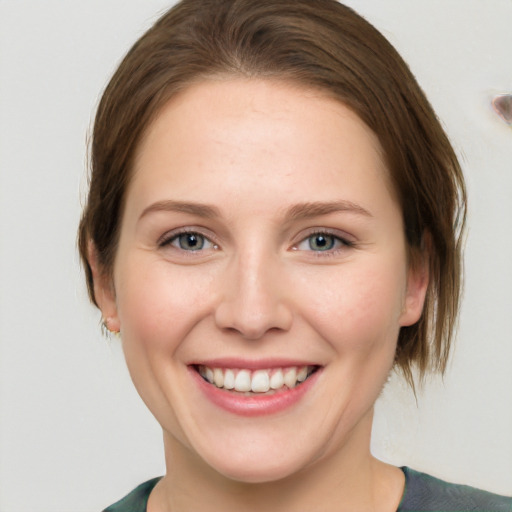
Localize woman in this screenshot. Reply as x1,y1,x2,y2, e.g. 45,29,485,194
78,1,511,510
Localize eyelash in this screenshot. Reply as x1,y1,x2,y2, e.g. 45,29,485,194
158,228,353,256
158,229,218,253
293,230,354,255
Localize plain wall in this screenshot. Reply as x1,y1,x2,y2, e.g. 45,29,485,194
0,1,511,510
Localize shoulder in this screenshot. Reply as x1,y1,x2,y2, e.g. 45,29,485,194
398,467,512,512
102,477,162,512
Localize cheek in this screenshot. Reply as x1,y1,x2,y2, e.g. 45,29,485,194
111,258,215,442
297,259,406,354
114,257,215,352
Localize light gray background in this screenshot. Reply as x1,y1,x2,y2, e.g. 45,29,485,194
0,1,511,511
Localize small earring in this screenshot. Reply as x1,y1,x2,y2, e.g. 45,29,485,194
101,318,121,338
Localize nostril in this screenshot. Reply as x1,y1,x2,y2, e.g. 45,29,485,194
214,299,293,340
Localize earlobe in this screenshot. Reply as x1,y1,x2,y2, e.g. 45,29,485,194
88,241,120,333
399,247,430,327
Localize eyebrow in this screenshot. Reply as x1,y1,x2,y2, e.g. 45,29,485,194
139,200,221,220
139,199,372,222
284,201,372,222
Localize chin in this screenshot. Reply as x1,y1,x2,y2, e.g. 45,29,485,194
196,441,313,484
215,459,303,485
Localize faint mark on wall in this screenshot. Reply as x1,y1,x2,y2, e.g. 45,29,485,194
492,94,512,125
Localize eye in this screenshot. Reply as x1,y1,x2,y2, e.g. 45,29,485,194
295,232,351,252
161,231,217,251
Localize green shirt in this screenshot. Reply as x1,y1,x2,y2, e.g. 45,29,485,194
103,467,512,511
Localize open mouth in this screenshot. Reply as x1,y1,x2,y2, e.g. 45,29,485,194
193,365,320,395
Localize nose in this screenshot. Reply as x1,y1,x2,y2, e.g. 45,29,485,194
214,252,293,340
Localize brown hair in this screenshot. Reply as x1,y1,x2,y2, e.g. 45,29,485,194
78,0,466,384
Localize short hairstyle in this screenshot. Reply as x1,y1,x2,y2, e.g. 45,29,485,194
78,0,466,385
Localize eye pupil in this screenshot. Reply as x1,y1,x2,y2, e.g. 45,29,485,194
179,233,204,250
309,234,334,251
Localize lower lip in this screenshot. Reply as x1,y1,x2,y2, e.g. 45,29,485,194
189,367,321,417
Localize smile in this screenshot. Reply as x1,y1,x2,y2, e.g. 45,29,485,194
196,365,318,394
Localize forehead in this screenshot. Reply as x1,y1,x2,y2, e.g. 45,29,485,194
128,78,395,217
137,78,384,156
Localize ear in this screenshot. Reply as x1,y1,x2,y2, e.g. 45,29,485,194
88,241,120,333
399,242,430,327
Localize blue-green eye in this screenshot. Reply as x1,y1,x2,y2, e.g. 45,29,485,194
166,232,215,251
296,232,348,252
308,234,336,251
176,233,204,250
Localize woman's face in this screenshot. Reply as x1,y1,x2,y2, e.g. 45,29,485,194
96,79,427,482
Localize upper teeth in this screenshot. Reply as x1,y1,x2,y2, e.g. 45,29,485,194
198,366,312,393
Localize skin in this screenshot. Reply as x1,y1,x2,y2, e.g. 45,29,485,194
92,79,428,511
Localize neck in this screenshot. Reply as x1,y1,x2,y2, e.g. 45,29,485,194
149,412,404,512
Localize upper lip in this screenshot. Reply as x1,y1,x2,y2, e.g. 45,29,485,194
189,358,321,370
